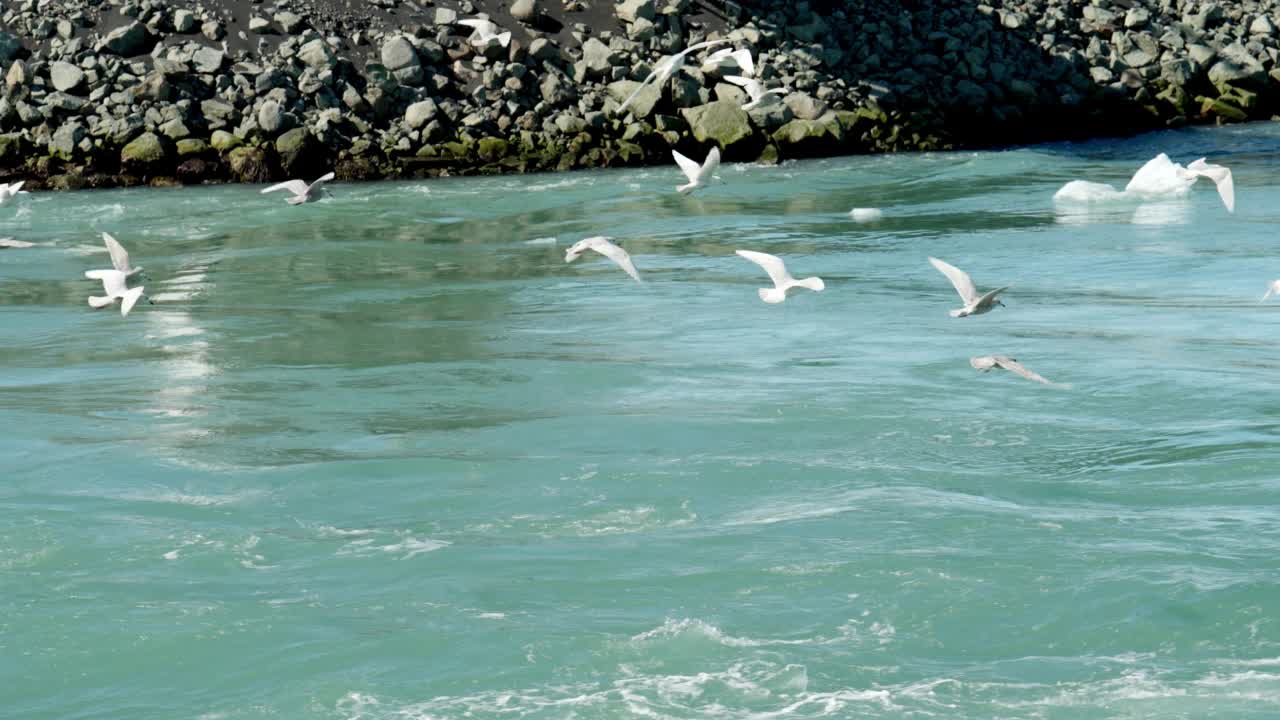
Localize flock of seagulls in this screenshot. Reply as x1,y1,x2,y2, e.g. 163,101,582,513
0,72,1264,390
616,39,780,115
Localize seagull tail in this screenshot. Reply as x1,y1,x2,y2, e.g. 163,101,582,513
949,308,966,318
758,288,786,304
88,295,115,309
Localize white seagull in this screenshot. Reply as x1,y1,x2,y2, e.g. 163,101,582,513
85,269,146,317
735,249,824,303
0,237,35,248
1262,279,1280,302
970,355,1064,387
1053,154,1234,212
564,236,642,283
615,38,729,114
261,171,335,205
100,232,143,278
0,181,28,204
929,256,1007,317
702,47,755,76
723,74,786,110
672,147,721,195
458,18,511,48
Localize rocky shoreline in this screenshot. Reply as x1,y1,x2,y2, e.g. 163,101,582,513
0,0,1276,190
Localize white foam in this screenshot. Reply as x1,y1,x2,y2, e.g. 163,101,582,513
848,207,884,223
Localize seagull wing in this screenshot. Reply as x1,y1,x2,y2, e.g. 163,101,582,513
588,238,642,283
676,38,729,59
9,180,24,193
1263,280,1280,301
457,19,490,30
929,256,979,305
0,237,34,248
1187,158,1235,213
994,356,1055,385
308,171,336,193
671,149,703,183
617,68,660,113
262,180,310,197
723,75,762,101
120,286,145,317
736,249,793,288
102,232,132,273
697,146,721,183
729,48,755,76
970,356,998,371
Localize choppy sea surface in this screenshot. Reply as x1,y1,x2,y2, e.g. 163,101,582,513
4,123,1280,719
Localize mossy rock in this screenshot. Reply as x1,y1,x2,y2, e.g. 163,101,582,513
440,141,470,159
616,140,644,164
477,137,508,162
755,144,780,165
1197,96,1248,122
228,146,271,183
771,113,845,157
120,131,169,173
0,133,27,165
177,138,211,156
210,130,241,152
680,101,753,149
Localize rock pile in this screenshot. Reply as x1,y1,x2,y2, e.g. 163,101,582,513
0,0,1274,189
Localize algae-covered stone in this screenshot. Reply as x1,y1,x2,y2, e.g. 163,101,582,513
120,131,169,172
607,80,660,119
680,101,753,149
477,137,509,162
1198,96,1248,122
275,128,309,156
177,138,210,156
211,130,242,152
228,146,271,183
771,113,845,156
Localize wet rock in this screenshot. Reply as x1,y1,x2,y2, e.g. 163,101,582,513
228,146,271,183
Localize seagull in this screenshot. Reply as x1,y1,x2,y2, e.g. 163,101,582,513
702,47,755,76
929,256,1007,318
0,237,34,248
1262,279,1280,301
970,355,1064,387
615,38,729,114
0,181,28,204
99,232,143,278
735,249,824,303
564,236,641,283
457,18,511,48
261,171,335,205
722,74,786,110
85,269,146,317
1053,154,1234,212
672,146,720,195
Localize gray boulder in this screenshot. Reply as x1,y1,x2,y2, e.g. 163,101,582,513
511,0,536,23
258,100,285,134
0,32,25,64
381,35,420,71
405,99,439,129
173,9,197,33
606,80,659,118
617,0,656,23
50,121,85,160
50,62,86,93
193,47,225,74
98,22,152,56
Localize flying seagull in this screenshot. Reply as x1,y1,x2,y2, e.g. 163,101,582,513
458,18,512,48
615,38,729,115
564,236,642,283
722,74,786,110
1053,154,1234,212
702,47,755,77
970,355,1064,387
735,249,824,303
100,232,143,278
0,237,34,248
261,172,335,205
1262,279,1280,302
0,181,28,205
672,147,721,195
85,269,146,317
929,256,1007,317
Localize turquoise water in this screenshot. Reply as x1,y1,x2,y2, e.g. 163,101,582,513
3,123,1280,719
